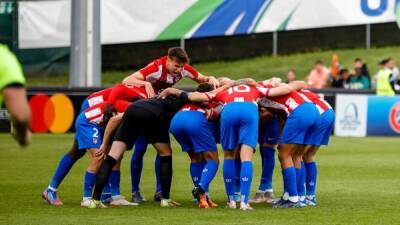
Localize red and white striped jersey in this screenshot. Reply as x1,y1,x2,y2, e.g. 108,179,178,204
84,100,130,126
259,85,311,114
179,102,223,120
139,56,199,93
87,87,113,107
298,89,332,114
205,102,223,120
108,83,148,103
205,85,270,105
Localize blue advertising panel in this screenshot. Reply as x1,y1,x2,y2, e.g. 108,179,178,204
367,96,400,136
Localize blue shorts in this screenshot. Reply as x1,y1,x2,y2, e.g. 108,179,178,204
281,102,320,145
258,115,280,145
80,98,89,112
74,113,103,150
220,102,259,150
170,111,217,153
318,109,335,145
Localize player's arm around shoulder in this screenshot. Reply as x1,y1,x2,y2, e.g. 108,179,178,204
194,72,219,88
122,72,155,97
288,80,308,91
264,83,294,97
231,78,257,87
159,87,212,102
188,81,232,102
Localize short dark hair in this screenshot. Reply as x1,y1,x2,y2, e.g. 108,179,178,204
379,58,390,66
354,57,363,62
168,47,189,64
315,59,324,65
196,83,214,92
339,68,349,75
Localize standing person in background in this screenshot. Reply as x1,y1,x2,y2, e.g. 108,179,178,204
0,44,31,147
306,60,329,89
376,59,396,96
354,58,371,86
387,57,400,91
286,69,297,84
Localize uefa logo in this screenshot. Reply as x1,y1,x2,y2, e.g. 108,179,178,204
389,102,400,133
339,102,360,130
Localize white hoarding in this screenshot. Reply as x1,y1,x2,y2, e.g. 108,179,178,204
334,94,368,137
18,0,397,48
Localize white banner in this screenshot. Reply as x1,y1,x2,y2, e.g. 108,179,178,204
256,0,396,32
19,0,398,49
334,94,368,137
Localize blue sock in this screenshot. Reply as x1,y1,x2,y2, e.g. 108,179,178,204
83,171,96,198
199,160,218,192
281,169,287,193
295,163,305,198
259,146,275,191
49,154,74,189
300,162,306,197
101,183,111,201
223,159,236,201
130,136,147,193
240,161,253,204
305,161,317,196
155,154,161,193
190,162,205,187
234,159,241,193
109,170,121,197
282,167,298,200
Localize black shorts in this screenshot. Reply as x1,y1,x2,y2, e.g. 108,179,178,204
114,105,170,149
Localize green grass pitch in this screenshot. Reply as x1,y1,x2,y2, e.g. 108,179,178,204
0,134,399,225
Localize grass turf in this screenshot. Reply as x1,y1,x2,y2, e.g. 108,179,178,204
0,134,399,225
26,46,400,87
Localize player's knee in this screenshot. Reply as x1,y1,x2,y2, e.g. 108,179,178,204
292,155,303,164
278,150,293,165
88,157,103,172
67,143,85,162
188,151,202,162
303,146,318,162
224,150,235,159
204,151,219,163
303,152,315,162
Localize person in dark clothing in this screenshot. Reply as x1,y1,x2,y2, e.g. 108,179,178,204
331,69,351,89
87,95,190,208
87,82,231,209
354,58,371,84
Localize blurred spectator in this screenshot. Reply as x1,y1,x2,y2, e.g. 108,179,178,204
376,58,396,96
286,69,297,83
331,68,351,89
387,57,400,90
306,60,329,89
354,58,371,85
348,67,370,90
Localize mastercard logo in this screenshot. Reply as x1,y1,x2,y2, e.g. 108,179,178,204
29,93,75,133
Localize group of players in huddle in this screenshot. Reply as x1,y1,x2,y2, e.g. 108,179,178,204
41,47,334,210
